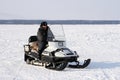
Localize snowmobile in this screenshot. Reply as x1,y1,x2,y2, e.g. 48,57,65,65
24,25,91,70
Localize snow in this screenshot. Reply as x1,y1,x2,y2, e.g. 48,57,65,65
0,24,120,80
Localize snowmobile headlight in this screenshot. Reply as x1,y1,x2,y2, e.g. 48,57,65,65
58,42,63,46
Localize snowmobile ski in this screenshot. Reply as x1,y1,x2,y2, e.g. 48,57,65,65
68,59,91,68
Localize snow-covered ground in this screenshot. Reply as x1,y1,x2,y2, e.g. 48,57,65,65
0,24,120,80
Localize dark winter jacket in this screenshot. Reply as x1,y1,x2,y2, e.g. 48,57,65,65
37,26,54,44
37,27,48,43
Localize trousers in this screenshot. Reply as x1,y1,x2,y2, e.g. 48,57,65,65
38,42,47,59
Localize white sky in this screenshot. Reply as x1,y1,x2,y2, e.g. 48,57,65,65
0,0,120,20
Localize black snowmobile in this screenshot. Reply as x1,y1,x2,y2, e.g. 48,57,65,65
24,25,91,70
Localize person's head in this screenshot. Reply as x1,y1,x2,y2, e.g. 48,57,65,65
40,21,48,30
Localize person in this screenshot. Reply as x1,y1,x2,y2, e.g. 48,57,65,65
37,21,48,59
37,21,54,60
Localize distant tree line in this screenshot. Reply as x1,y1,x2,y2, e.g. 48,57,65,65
0,20,120,24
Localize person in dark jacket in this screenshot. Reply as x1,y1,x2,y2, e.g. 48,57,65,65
37,21,48,59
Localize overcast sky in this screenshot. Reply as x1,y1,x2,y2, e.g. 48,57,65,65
0,0,120,20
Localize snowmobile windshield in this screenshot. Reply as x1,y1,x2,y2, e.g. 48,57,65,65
48,25,65,41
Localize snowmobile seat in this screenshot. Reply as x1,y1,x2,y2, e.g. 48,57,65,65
29,36,38,43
